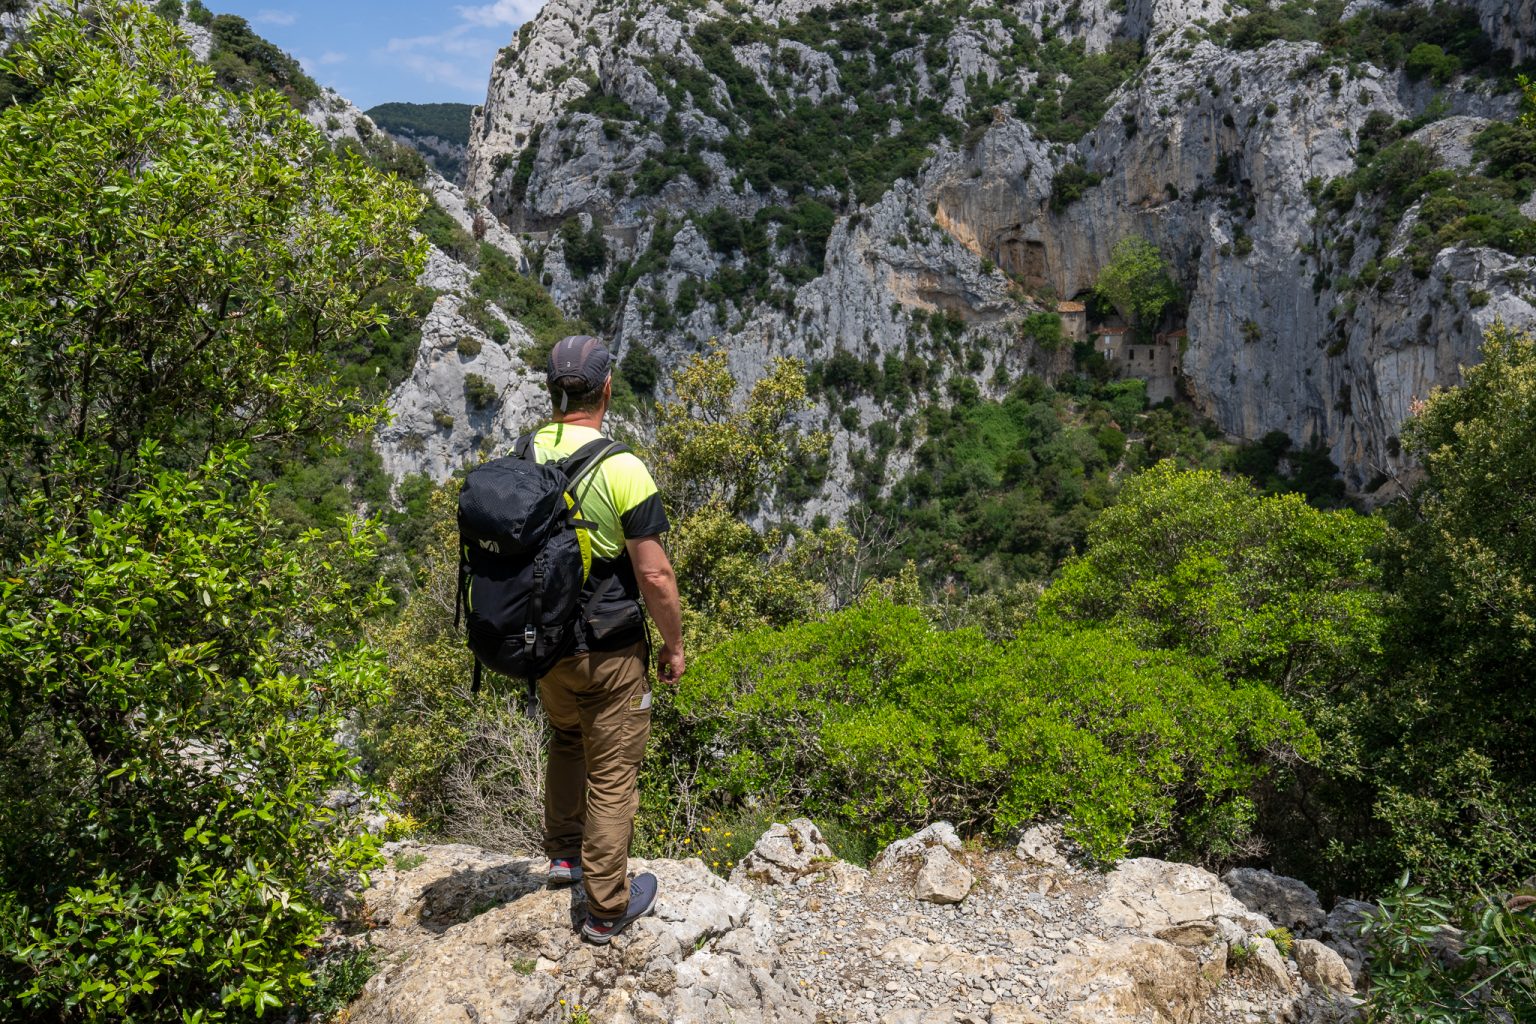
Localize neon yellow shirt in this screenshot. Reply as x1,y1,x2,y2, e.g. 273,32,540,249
529,423,669,561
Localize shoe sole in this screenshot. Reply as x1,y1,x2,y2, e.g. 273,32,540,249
548,870,582,887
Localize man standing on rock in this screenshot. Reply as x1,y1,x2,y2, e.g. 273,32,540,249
524,335,686,944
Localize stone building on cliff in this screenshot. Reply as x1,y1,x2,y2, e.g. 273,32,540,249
1094,324,1181,404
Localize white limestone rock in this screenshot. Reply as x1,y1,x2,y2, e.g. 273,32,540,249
730,818,834,887
1096,858,1258,934
874,821,965,871
1293,938,1357,995
1223,868,1327,936
351,845,815,1024
913,845,974,905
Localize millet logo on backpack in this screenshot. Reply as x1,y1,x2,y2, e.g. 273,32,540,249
477,538,502,554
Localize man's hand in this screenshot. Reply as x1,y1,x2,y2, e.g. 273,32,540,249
657,642,686,685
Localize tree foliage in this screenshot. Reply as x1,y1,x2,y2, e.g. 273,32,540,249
0,1,424,514
1361,873,1536,1022
1094,236,1182,332
659,600,1315,862
1368,322,1536,892
646,342,829,519
0,4,423,1017
1041,462,1388,703
1039,463,1391,889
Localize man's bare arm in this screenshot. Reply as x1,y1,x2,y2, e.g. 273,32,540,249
626,534,685,683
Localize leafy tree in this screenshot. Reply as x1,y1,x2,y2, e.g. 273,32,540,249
646,342,829,519
658,599,1315,861
558,215,608,278
1370,322,1536,892
1041,462,1387,703
619,342,661,394
1404,42,1461,84
207,13,319,107
0,3,423,511
1038,463,1397,891
1095,237,1182,333
1049,161,1101,212
0,4,423,1018
665,502,856,651
1020,310,1064,349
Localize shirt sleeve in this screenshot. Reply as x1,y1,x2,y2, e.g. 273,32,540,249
608,454,671,538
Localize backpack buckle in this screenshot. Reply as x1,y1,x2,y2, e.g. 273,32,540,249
523,626,537,648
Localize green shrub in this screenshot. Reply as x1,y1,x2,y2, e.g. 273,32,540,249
621,342,661,393
1095,236,1182,332
1050,162,1102,212
1360,874,1536,1022
509,125,541,201
1020,310,1064,349
0,11,422,1013
1041,462,1387,703
457,334,483,358
417,198,480,267
658,600,1315,861
208,14,320,108
1372,323,1536,894
464,372,498,409
1405,42,1461,84
303,947,380,1019
559,216,608,278
470,243,587,358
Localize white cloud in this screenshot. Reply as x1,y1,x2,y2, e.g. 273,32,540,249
298,50,349,75
377,1,546,101
454,0,545,27
382,27,499,94
254,9,297,26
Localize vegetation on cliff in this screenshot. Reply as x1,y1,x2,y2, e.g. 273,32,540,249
0,5,423,1018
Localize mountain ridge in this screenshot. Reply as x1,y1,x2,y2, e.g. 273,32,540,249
425,0,1536,509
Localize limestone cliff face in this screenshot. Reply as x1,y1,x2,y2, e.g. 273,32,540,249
1478,0,1536,62
450,0,1534,500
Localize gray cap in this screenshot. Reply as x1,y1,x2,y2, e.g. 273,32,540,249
547,335,612,393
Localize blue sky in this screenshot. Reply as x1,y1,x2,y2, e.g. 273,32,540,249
212,1,546,110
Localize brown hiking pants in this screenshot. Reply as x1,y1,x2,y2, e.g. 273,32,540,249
539,639,652,919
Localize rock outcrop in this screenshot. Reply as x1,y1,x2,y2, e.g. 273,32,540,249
1223,868,1328,937
349,842,818,1024
341,825,1372,1023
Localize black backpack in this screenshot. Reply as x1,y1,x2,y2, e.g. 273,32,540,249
455,435,628,700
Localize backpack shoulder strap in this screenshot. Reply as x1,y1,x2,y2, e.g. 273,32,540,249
513,432,537,462
561,437,630,491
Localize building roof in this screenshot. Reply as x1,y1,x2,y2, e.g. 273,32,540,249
1160,329,1188,339
1098,326,1129,335
1057,301,1086,313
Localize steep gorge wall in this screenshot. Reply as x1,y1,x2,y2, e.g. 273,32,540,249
450,0,1536,500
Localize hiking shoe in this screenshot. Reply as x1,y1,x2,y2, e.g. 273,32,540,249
580,872,658,945
547,857,583,886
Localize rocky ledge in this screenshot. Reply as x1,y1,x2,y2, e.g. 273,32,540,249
341,822,1367,1024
